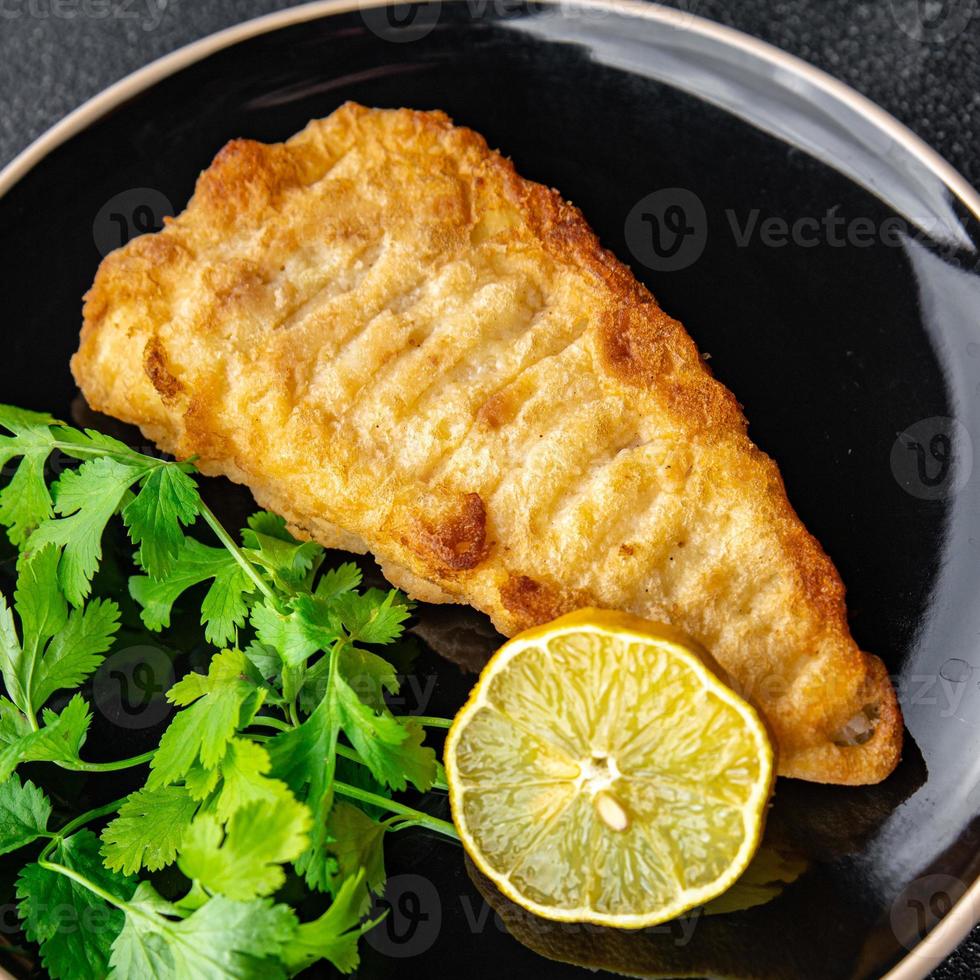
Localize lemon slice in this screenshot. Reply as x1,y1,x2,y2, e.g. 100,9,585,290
445,608,774,928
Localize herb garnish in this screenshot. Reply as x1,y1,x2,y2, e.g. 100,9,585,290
0,404,457,978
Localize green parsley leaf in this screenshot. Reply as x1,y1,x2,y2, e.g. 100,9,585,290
0,548,120,715
55,424,135,459
339,643,400,712
101,785,198,875
178,797,311,900
28,456,147,606
0,694,93,780
15,542,69,643
282,870,378,976
241,641,279,681
327,802,389,897
0,409,155,551
36,694,94,752
148,650,262,787
130,536,255,647
207,738,296,823
0,773,51,855
109,883,297,980
122,464,199,579
0,405,59,545
0,696,30,743
33,597,120,707
184,763,221,802
0,590,27,713
4,545,68,712
105,883,175,979
243,512,291,539
250,598,325,668
17,830,134,980
241,512,323,592
0,405,59,445
268,696,338,892
199,566,254,647
335,676,437,792
1,409,205,601
251,583,410,675
268,599,434,889
314,561,362,599
332,588,412,645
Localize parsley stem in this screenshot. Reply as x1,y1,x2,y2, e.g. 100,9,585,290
37,860,126,910
50,439,161,458
319,640,342,806
196,498,278,607
249,715,291,733
333,780,459,840
58,750,156,773
39,796,131,860
400,715,453,729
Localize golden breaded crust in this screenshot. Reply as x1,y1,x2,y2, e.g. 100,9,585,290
73,103,901,784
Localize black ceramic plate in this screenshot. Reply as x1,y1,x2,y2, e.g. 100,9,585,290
1,2,979,978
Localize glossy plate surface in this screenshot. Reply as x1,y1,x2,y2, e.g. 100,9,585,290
0,2,978,977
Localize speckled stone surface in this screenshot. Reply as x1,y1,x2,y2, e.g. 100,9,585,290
0,1,977,976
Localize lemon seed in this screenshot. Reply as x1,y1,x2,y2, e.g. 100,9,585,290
595,790,629,832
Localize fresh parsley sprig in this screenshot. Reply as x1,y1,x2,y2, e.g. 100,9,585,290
0,404,457,978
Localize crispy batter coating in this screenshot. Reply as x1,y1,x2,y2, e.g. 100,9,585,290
73,103,901,784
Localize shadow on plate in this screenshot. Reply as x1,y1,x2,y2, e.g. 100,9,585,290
465,741,926,980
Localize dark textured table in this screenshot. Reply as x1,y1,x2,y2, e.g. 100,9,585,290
0,1,977,977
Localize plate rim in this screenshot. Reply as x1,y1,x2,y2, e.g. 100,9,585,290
2,0,979,222
0,2,976,977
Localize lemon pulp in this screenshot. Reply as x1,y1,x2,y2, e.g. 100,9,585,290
444,609,774,928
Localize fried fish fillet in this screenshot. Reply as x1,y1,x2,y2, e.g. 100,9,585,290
72,103,901,785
